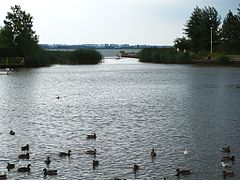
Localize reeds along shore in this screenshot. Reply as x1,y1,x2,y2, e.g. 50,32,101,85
0,48,103,67
138,48,240,65
138,48,191,64
24,48,103,67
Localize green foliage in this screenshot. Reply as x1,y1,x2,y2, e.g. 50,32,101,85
174,37,190,52
24,49,103,67
184,6,221,52
139,48,191,64
24,48,51,67
0,26,12,48
72,49,103,64
221,10,240,52
187,51,205,60
217,56,230,65
175,5,240,55
0,47,19,57
1,5,39,55
0,5,103,67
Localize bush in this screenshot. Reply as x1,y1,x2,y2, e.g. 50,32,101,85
72,49,103,64
138,48,190,64
24,48,103,67
217,56,230,65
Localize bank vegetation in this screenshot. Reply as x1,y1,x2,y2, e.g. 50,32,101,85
0,5,102,67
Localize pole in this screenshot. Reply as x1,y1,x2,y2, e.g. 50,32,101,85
210,27,213,54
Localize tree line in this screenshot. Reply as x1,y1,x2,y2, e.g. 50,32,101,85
139,5,240,64
174,5,240,54
0,5,102,67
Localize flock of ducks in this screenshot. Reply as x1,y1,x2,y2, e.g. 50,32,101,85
1,130,237,179
1,131,101,179
0,130,61,179
220,146,236,179
2,130,165,180
172,145,237,179
1,131,128,179
132,145,237,179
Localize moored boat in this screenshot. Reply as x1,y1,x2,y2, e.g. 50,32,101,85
0,68,12,75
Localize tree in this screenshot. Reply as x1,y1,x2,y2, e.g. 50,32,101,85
184,6,221,52
174,37,190,52
221,10,240,52
0,27,4,48
238,4,240,17
1,5,39,55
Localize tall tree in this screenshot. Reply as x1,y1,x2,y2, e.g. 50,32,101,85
184,6,221,52
1,5,39,55
221,10,240,52
238,4,240,17
174,37,190,52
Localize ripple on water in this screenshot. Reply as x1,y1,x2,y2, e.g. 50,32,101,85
1,63,240,179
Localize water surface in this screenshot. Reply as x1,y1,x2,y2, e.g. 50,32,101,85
0,58,240,179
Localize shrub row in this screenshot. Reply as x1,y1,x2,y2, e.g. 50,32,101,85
24,48,103,67
138,48,191,64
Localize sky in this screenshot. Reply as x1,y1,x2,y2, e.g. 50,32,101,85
0,0,238,45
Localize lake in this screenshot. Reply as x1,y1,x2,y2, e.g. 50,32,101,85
0,58,240,179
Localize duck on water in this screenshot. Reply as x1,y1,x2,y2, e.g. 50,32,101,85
7,163,15,171
17,164,31,172
45,156,51,165
43,168,57,176
59,150,71,157
85,149,97,156
18,152,30,159
220,146,230,153
176,168,191,176
21,144,29,151
0,174,7,179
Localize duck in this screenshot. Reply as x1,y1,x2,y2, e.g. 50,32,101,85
150,148,156,157
0,174,7,179
223,170,235,178
21,144,29,151
222,155,235,162
6,163,15,171
17,164,31,172
9,130,15,135
59,150,71,157
86,149,97,156
176,168,191,176
220,146,230,153
183,148,189,155
221,161,231,168
87,133,96,139
45,156,51,165
133,164,139,174
112,178,126,180
43,168,57,176
92,160,99,168
18,152,30,159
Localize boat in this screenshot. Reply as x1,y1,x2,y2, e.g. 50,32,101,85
114,54,121,60
0,68,12,75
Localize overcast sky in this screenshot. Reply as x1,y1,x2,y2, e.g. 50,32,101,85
0,0,238,45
